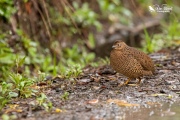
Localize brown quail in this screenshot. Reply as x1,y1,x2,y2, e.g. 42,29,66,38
110,40,155,85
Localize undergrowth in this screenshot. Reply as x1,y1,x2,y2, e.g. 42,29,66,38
0,0,180,114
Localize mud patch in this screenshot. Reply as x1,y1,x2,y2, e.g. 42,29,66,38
1,47,180,120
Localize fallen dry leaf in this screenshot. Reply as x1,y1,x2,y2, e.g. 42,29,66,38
86,99,99,104
146,102,162,106
5,104,23,113
55,108,63,113
90,76,100,82
150,93,167,97
107,99,139,107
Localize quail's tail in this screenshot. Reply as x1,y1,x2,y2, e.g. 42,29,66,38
143,71,153,76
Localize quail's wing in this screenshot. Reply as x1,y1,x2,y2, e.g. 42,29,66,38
137,56,155,72
125,55,144,71
127,49,154,71
119,54,145,78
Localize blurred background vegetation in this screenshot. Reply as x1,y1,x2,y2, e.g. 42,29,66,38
0,0,180,110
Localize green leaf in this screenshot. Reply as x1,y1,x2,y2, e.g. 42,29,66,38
19,56,26,67
9,92,18,97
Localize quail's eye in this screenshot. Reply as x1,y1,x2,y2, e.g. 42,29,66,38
118,43,121,47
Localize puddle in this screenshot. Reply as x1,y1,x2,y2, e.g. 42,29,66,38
125,102,180,120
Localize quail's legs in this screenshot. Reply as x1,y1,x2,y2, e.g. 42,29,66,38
119,78,142,87
118,78,131,87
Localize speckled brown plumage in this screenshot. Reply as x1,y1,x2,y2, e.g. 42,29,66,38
110,40,155,85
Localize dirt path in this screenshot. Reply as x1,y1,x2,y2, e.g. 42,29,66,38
2,47,180,120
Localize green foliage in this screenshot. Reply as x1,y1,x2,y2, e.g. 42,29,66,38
0,82,14,110
0,40,15,80
0,0,16,19
98,0,132,24
54,2,102,35
142,29,167,53
0,41,15,64
142,15,180,53
0,43,22,108
98,0,121,13
5,55,37,98
16,30,45,65
36,71,47,82
63,44,95,64
142,29,154,53
61,91,69,100
36,93,53,111
9,73,36,98
165,19,180,40
0,71,37,110
140,0,180,53
0,31,95,110
91,57,110,67
64,64,82,78
59,44,95,78
72,2,102,31
16,30,56,74
1,114,17,120
0,55,37,109
88,33,96,48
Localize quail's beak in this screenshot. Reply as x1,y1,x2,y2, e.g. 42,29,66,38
112,45,117,49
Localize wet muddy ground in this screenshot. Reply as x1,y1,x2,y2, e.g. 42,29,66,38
1,46,180,120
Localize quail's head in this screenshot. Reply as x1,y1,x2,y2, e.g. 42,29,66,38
112,40,126,51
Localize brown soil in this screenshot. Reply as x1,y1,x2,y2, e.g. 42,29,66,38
1,46,180,120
